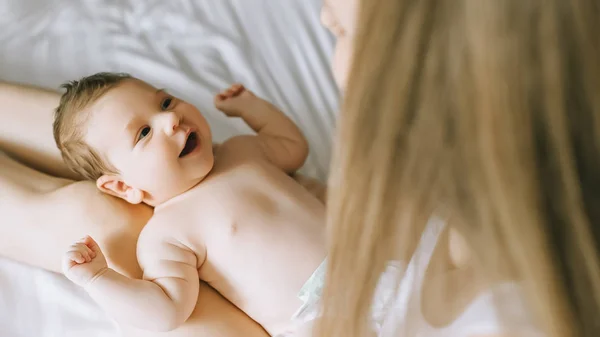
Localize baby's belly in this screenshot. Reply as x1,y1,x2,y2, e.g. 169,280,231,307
199,219,327,334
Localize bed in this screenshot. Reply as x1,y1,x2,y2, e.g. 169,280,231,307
0,1,338,336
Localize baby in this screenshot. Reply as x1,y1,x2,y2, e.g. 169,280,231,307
56,73,327,336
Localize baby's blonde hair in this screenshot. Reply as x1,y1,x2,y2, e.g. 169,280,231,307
53,72,132,180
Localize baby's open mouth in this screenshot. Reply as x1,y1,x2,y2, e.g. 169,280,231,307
179,132,199,158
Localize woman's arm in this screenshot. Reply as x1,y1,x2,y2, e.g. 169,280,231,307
0,81,78,179
0,150,147,275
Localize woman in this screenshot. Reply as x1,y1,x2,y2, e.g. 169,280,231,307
318,0,600,336
3,0,599,336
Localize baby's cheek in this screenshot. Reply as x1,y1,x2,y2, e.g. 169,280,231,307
194,112,212,141
132,158,169,186
182,103,205,124
153,159,177,179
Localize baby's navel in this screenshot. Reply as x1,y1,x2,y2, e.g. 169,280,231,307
229,222,239,235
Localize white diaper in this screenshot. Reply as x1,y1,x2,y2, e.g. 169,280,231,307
291,260,328,323
281,260,403,336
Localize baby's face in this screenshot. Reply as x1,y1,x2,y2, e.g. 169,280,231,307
85,79,214,205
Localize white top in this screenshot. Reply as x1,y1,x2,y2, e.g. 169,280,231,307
373,218,541,337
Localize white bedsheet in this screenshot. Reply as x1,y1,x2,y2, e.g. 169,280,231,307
0,0,338,336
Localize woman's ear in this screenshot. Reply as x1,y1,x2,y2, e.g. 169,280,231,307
96,175,144,204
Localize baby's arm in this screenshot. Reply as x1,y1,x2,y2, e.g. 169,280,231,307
214,84,309,173
62,231,200,332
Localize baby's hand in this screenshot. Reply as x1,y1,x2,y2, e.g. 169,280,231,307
214,83,256,118
62,236,108,288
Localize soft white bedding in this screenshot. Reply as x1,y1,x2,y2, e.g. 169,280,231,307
0,0,338,336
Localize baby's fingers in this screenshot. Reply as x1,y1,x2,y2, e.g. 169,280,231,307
61,250,86,274
215,84,244,102
81,236,101,257
226,83,244,96
76,241,95,261
65,250,86,264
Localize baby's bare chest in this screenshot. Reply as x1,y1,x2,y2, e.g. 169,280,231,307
177,163,323,241
153,163,327,305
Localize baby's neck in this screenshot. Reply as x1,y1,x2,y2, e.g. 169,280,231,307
151,177,207,211
153,148,218,210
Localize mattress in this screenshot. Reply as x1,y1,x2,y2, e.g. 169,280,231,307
0,0,338,336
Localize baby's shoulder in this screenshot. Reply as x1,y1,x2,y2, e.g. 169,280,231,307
138,209,187,242
136,210,200,252
135,213,203,268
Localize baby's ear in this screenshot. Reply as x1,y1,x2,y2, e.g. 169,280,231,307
96,175,144,204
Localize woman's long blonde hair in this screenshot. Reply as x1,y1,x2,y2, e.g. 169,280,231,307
318,0,600,336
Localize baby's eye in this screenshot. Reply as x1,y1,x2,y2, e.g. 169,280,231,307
161,97,173,110
137,126,151,142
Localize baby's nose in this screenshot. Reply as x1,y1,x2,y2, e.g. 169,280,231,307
163,112,180,136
